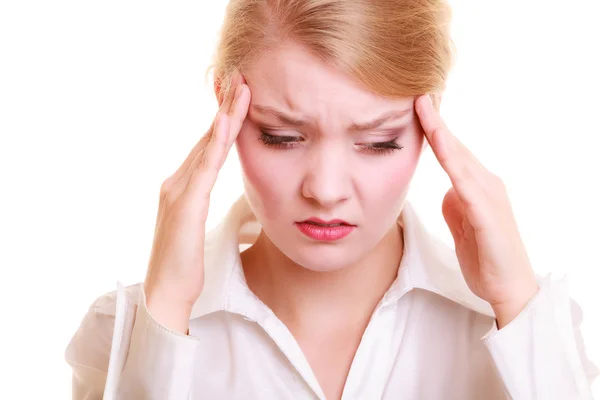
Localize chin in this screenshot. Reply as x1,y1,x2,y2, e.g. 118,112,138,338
284,245,362,273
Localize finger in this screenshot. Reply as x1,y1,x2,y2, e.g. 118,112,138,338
165,134,212,190
225,83,251,148
415,94,491,201
220,71,245,115
183,79,248,185
416,94,467,169
441,187,465,243
186,71,245,169
185,112,230,204
166,72,245,188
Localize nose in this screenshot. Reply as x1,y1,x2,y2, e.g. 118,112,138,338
301,141,352,208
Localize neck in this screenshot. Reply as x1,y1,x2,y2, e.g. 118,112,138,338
241,222,404,331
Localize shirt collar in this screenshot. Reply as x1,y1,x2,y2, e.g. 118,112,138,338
190,195,495,320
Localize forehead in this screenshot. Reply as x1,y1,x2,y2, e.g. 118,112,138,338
243,43,414,122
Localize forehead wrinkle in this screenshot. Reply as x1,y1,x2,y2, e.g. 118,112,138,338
244,61,414,134
251,101,413,134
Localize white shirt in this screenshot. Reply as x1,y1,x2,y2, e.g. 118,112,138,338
66,195,598,399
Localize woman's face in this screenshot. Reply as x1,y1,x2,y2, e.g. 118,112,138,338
234,43,426,272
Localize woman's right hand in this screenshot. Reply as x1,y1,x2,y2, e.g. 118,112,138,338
143,73,250,334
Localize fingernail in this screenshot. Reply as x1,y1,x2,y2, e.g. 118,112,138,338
426,94,433,108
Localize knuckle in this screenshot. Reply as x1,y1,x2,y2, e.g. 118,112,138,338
159,183,173,206
163,188,179,206
160,179,173,196
197,151,209,171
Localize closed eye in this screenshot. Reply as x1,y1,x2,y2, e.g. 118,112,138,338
258,131,404,155
258,131,301,149
360,138,404,155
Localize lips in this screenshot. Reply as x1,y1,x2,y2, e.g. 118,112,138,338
301,218,353,227
295,218,356,241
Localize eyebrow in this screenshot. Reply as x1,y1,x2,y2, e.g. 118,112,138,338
348,109,413,131
250,104,413,131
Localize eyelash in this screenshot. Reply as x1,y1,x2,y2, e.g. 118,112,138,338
258,131,404,155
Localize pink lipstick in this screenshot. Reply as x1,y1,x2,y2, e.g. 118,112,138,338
295,218,355,241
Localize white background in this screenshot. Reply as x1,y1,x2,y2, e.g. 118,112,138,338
1,1,599,398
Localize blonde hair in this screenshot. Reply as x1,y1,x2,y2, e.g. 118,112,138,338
208,0,454,103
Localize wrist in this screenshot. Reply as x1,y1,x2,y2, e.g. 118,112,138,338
144,284,194,335
491,280,539,329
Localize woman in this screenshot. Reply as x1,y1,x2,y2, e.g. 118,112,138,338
66,0,597,399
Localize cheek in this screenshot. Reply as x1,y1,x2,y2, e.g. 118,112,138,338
394,138,423,186
358,134,423,211
236,126,295,220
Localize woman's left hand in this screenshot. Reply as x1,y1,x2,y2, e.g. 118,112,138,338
415,94,539,328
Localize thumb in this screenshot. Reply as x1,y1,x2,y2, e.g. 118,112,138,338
442,187,465,245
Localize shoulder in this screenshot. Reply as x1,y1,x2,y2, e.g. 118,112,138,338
88,283,143,317
65,283,143,371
